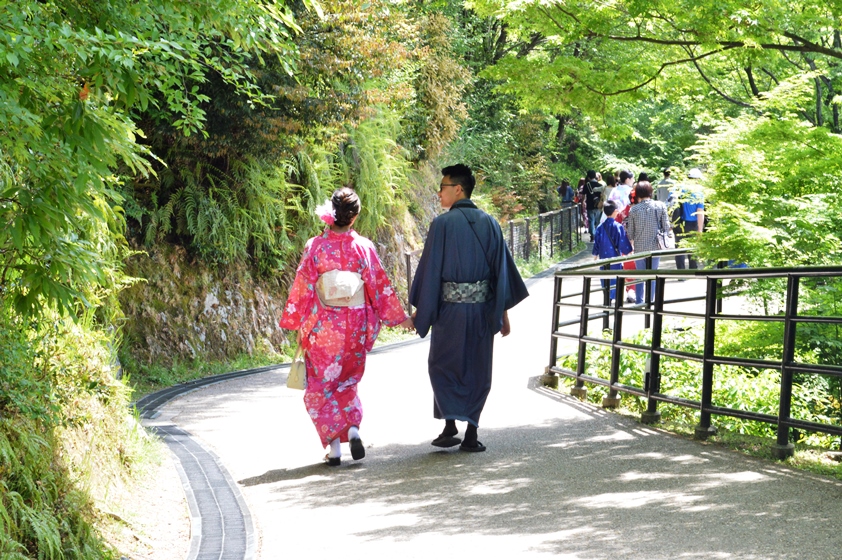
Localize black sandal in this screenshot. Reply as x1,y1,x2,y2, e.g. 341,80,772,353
350,437,366,460
459,441,486,453
323,454,341,466
431,435,462,448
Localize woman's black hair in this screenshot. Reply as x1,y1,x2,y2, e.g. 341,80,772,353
332,187,360,227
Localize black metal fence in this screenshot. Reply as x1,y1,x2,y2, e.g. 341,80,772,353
546,250,842,459
506,204,582,261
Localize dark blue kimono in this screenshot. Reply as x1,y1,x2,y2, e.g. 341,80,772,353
410,199,529,426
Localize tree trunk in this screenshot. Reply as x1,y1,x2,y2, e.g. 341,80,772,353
804,55,824,127
744,66,760,97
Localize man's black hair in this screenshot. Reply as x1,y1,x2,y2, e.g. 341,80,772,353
603,200,618,217
442,164,476,198
586,169,597,180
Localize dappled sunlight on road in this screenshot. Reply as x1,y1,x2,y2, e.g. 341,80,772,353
574,490,706,509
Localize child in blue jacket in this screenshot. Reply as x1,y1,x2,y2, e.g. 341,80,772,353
592,201,633,301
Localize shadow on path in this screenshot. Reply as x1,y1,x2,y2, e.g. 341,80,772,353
233,380,842,559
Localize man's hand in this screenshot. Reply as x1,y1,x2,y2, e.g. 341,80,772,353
398,317,415,331
500,311,511,337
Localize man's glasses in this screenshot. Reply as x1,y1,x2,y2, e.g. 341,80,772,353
439,183,459,192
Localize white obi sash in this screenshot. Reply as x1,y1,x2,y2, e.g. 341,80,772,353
316,270,365,307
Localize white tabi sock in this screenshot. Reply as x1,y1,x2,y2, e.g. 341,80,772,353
349,426,360,440
328,438,341,458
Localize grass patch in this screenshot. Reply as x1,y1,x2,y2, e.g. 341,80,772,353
373,324,417,347
123,349,285,400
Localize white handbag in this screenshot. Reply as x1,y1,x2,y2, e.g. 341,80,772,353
657,230,676,250
287,345,306,390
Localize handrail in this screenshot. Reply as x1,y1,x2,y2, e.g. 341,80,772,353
557,252,842,278
546,254,842,459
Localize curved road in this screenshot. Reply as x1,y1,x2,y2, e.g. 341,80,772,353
144,251,842,559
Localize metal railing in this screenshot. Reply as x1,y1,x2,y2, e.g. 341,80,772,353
546,251,842,459
506,204,582,261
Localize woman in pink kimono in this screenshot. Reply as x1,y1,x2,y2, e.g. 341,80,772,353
280,187,412,466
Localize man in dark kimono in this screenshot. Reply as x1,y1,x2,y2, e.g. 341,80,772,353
410,164,529,452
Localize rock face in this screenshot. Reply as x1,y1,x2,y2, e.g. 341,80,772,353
119,245,290,365
119,228,429,365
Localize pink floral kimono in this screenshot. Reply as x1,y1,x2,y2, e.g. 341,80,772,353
279,229,408,447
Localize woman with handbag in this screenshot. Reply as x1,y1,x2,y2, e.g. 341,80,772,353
624,181,672,305
280,187,413,466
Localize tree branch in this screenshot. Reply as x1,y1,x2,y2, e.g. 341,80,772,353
760,67,780,85
780,49,807,70
582,46,736,96
683,46,756,109
540,5,580,29
780,31,842,60
538,6,842,61
803,54,824,126
517,32,546,58
601,33,841,58
745,66,760,97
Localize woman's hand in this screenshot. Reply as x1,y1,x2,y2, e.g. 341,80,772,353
398,317,415,331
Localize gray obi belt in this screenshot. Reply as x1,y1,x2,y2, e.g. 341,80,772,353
441,279,492,303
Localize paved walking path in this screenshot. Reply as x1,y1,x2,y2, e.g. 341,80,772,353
144,248,842,560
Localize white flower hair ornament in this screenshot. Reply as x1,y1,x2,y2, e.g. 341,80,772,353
315,199,335,225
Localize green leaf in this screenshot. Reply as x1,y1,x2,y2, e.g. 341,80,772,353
10,218,24,251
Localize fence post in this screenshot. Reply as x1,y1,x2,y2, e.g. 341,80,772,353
641,277,667,421
603,271,625,409
572,274,591,399
538,215,543,261
773,275,800,459
601,265,611,331
567,207,573,252
549,212,555,259
404,251,412,316
694,276,720,439
525,218,531,260
542,275,562,389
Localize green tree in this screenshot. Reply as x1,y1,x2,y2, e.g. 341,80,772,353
689,74,842,268
0,0,304,318
125,0,427,274
471,0,842,121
